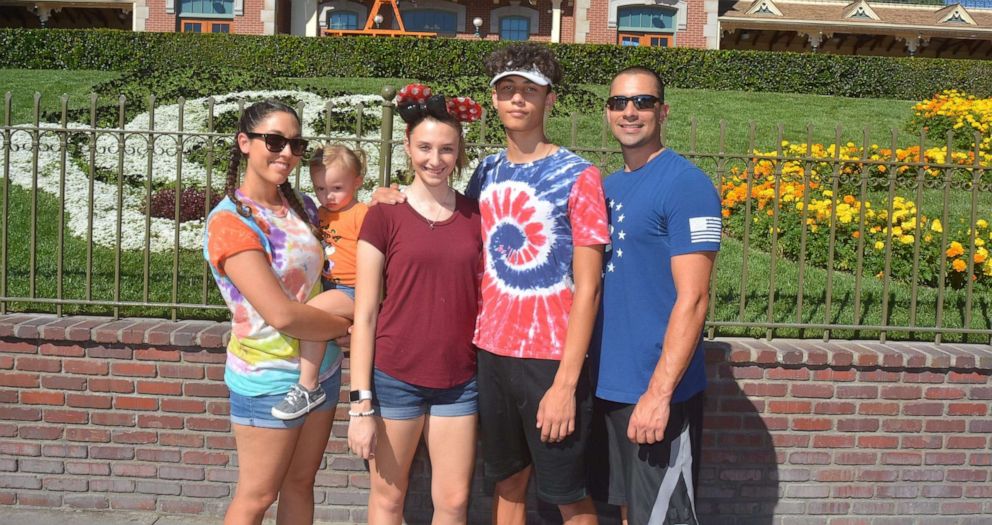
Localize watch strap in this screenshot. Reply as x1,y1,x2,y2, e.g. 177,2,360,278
349,389,372,402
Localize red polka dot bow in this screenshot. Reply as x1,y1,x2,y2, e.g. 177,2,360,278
396,83,482,124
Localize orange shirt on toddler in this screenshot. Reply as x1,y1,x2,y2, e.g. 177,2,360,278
318,203,369,287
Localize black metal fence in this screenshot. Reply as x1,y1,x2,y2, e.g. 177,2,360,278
2,92,990,343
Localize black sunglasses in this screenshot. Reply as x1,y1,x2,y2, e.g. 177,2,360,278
397,95,451,125
605,95,661,111
245,132,308,156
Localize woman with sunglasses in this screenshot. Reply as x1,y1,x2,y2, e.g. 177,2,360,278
347,84,483,524
203,99,351,525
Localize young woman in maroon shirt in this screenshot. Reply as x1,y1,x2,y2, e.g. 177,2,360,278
347,85,483,524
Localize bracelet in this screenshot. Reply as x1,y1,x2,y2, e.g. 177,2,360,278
348,408,376,417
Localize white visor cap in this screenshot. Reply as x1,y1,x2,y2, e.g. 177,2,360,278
489,68,553,87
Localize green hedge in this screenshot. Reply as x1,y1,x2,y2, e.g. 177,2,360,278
3,28,992,99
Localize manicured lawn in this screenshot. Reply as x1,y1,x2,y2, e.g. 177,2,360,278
713,238,991,343
0,69,121,124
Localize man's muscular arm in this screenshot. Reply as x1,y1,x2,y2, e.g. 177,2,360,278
627,251,715,444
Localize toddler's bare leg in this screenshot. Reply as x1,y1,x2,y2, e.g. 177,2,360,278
298,290,355,390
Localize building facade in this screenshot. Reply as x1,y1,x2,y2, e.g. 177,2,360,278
719,0,992,59
0,0,720,48
1,0,989,57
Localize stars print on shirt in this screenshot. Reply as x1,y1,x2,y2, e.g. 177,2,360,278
606,197,627,272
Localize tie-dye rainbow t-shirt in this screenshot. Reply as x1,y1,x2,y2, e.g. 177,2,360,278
204,191,342,397
466,148,609,360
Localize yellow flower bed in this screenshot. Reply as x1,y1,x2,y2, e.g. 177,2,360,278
721,141,992,288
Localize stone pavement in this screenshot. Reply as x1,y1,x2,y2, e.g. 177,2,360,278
0,508,225,525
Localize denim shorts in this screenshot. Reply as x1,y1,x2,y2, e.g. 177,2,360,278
322,280,356,300
229,369,341,429
372,368,478,420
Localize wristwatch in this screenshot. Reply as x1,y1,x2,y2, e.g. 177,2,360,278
349,390,372,403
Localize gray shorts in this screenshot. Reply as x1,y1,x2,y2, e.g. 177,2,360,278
590,392,705,525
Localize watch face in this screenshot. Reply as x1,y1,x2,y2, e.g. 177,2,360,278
349,390,361,402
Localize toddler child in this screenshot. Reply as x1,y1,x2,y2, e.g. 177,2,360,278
271,143,369,420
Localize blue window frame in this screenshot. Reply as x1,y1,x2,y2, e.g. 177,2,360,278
181,20,230,32
402,9,457,34
179,0,234,18
327,10,359,29
617,6,675,33
500,15,530,41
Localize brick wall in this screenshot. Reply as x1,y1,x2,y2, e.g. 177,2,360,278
144,0,265,34
1,314,990,524
144,0,177,32
676,0,708,48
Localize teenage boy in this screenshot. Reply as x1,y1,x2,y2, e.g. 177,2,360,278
589,67,721,525
468,44,608,525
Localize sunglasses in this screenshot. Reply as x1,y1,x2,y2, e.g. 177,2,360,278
605,95,661,111
245,132,308,156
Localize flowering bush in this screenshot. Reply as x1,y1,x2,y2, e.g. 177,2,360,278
148,187,223,223
721,140,992,289
720,89,992,290
908,89,992,154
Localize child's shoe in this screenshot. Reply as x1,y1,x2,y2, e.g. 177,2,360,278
271,383,327,420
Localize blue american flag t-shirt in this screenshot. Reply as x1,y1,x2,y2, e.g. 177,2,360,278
591,148,722,404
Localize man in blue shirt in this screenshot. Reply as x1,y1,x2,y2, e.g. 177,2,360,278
590,67,721,525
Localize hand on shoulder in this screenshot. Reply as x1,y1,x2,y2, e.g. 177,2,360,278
368,183,406,206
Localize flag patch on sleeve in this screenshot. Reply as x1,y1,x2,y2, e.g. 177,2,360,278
689,216,722,244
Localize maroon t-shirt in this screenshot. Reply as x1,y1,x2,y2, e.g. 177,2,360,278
359,193,482,388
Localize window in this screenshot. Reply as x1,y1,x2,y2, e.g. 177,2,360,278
755,4,774,14
648,35,669,47
327,10,359,29
947,11,967,23
618,32,672,47
617,6,675,33
181,20,231,32
500,15,530,41
402,9,457,34
179,0,234,18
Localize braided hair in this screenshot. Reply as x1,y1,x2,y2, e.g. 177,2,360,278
224,99,322,243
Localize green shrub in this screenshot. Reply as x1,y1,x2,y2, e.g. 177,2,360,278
4,28,992,100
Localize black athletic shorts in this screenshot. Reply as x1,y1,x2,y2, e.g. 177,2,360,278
477,350,594,505
589,392,704,525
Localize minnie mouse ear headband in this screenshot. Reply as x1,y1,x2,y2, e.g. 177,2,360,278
396,83,483,126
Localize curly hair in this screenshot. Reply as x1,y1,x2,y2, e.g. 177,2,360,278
484,44,563,87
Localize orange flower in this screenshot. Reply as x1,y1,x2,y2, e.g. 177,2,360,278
946,241,965,258
976,252,988,264
722,209,731,218
852,231,861,239
952,259,967,272
843,195,856,205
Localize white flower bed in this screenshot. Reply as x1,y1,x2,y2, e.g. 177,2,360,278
1,90,427,252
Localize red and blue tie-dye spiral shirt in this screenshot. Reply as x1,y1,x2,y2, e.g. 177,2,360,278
466,148,609,360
